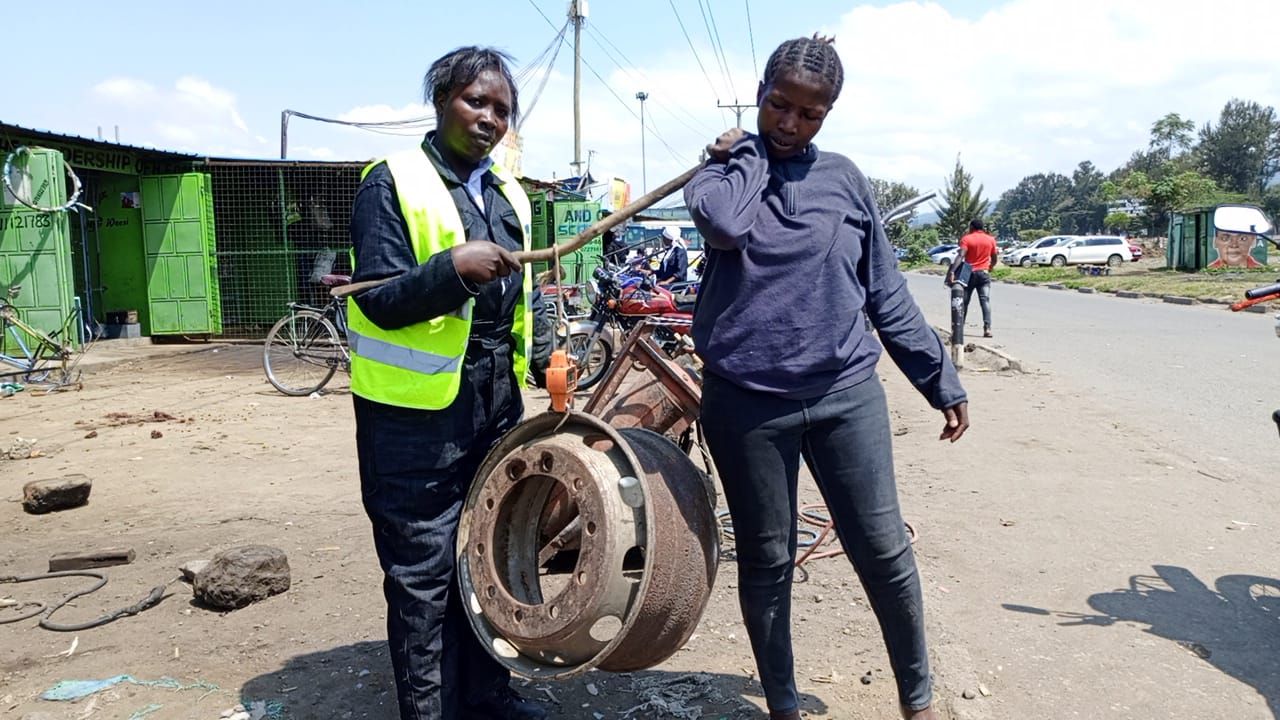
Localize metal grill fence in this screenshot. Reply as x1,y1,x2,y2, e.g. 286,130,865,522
204,161,362,338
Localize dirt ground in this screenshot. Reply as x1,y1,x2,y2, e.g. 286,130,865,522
2,342,1277,719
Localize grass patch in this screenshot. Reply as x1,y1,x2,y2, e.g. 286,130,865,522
990,264,1277,300
911,261,1279,302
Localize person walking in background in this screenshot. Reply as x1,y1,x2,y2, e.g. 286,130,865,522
947,218,998,337
684,33,969,720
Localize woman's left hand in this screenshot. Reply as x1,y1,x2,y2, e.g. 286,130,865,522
939,402,969,443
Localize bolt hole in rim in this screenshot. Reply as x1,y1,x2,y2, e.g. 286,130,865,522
457,411,717,678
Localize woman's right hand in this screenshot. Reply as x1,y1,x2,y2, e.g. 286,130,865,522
706,127,746,162
451,241,521,284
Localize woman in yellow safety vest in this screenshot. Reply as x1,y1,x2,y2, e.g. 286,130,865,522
347,46,545,720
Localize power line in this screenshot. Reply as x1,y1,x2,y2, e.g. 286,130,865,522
699,0,738,101
584,24,717,138
576,52,689,165
668,0,725,102
745,0,760,80
526,0,690,165
518,22,570,131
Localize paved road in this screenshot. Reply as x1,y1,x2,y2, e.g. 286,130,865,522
905,273,1280,483
892,274,1280,718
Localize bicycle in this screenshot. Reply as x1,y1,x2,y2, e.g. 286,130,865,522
262,274,351,396
0,285,82,392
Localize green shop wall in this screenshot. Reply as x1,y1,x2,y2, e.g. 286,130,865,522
529,194,602,284
0,148,76,352
93,174,150,331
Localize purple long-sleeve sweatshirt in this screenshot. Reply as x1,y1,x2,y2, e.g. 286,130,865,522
685,134,966,408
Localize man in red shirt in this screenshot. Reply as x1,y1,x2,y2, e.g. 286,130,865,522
946,219,999,337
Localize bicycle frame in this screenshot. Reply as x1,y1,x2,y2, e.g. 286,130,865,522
0,302,76,385
287,298,350,366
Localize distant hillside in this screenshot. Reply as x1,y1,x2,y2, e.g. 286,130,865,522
910,209,939,227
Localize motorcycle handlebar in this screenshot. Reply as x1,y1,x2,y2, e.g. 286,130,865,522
1245,282,1280,300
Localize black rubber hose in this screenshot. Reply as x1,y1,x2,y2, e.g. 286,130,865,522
0,571,173,631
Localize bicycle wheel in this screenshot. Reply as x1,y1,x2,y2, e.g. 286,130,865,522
264,310,340,396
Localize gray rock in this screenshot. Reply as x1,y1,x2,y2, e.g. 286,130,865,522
180,559,211,582
22,474,92,514
194,545,291,610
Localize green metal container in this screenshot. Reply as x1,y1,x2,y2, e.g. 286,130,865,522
529,192,602,284
0,147,76,352
1168,204,1270,271
139,173,222,334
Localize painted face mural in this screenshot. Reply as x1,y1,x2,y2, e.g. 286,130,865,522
1208,230,1265,269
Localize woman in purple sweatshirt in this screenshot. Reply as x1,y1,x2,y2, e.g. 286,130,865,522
685,36,970,720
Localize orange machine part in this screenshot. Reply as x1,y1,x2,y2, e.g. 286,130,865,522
545,349,578,412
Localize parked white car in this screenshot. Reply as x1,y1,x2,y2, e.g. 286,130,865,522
1003,235,1072,267
1033,235,1133,267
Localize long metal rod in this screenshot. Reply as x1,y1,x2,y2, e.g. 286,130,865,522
329,163,702,299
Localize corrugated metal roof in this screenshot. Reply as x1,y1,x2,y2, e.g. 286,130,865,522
0,121,200,159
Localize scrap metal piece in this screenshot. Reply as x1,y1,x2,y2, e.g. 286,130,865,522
457,411,718,679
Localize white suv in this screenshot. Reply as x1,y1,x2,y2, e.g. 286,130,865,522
1003,235,1072,267
1034,236,1132,267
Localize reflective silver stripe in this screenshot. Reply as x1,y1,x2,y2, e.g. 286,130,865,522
448,298,473,321
348,329,462,375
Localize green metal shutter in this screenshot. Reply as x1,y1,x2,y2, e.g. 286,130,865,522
1,148,75,351
140,173,221,334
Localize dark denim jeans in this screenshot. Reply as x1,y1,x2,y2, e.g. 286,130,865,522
963,270,992,329
701,372,932,713
355,346,522,720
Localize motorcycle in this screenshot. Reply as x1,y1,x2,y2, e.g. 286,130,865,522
566,261,694,390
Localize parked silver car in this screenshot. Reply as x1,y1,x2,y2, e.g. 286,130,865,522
1003,235,1072,267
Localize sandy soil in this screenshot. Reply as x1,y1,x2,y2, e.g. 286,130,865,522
1,343,1276,719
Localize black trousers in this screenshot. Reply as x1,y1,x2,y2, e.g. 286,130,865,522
701,372,932,713
355,345,522,720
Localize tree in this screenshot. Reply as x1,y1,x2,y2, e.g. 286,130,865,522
870,178,921,243
1149,112,1196,161
1197,99,1280,196
1103,211,1135,233
993,172,1070,236
932,156,989,241
1058,160,1107,234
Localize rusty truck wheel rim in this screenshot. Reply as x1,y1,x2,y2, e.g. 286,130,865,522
457,411,718,679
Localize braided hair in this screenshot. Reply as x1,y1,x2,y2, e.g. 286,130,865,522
422,46,519,124
761,34,844,103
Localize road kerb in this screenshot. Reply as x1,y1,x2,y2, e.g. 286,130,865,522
1162,296,1197,306
934,327,1024,374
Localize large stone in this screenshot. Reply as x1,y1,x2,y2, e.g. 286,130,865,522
193,545,291,610
22,474,92,514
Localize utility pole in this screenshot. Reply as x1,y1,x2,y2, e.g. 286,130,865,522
635,91,648,194
717,101,755,129
570,0,588,178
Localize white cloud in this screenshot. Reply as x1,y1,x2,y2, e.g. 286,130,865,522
76,0,1280,201
86,75,267,157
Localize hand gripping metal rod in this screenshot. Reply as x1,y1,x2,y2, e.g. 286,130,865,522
330,164,702,299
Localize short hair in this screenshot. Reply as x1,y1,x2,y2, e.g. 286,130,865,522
762,35,844,103
969,218,985,231
422,46,519,124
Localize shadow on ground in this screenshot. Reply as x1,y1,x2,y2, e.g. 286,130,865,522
1005,564,1280,716
241,641,829,719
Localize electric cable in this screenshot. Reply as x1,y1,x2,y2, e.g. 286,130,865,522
668,0,728,103
698,0,739,102
745,0,760,79
585,24,718,138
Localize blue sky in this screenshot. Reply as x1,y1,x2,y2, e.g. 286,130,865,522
6,0,1279,200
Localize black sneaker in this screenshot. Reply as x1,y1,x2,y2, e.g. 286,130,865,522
466,687,548,720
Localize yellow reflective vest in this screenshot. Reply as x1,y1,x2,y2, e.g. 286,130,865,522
347,149,533,410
